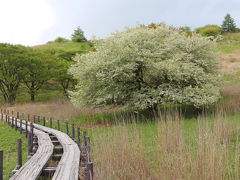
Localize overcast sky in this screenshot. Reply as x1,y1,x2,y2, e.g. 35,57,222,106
0,0,239,46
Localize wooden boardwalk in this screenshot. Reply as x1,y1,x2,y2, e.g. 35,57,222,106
34,124,80,180
4,115,80,180
10,118,54,180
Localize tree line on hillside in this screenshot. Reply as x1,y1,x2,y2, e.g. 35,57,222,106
0,44,75,104
0,27,93,104
180,13,238,38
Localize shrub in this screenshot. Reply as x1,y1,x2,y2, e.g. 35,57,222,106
195,25,222,37
53,37,69,43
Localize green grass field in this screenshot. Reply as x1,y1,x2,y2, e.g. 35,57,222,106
217,32,240,53
0,121,28,179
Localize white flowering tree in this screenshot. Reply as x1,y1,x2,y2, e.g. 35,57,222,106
69,24,220,111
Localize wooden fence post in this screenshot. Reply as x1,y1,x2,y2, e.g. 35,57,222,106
85,136,91,162
57,120,60,131
72,124,75,140
11,111,14,117
43,117,46,126
66,122,69,135
50,118,52,128
11,117,14,128
25,121,28,138
17,138,22,168
86,162,93,180
15,117,18,131
37,116,40,123
30,123,34,155
17,112,19,119
83,131,87,146
77,128,81,148
30,122,34,136
20,119,22,134
33,115,36,123
28,133,32,156
27,114,30,122
0,150,3,180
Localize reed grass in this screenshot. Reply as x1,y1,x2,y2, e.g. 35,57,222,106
91,109,240,180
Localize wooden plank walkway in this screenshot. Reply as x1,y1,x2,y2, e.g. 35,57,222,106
9,118,54,180
34,124,80,180
1,114,80,180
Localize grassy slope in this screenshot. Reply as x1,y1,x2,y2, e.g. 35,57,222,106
216,33,240,86
217,33,240,53
34,41,93,53
0,121,28,179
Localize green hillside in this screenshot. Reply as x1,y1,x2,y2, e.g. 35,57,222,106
2,33,240,104
0,41,94,104
30,34,240,101
34,41,93,53
215,33,240,87
217,32,240,53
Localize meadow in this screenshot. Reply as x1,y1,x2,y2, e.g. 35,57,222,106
90,110,240,179
1,32,240,179
217,32,240,53
4,93,240,179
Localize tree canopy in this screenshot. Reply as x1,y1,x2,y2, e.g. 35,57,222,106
71,27,86,42
0,44,62,103
0,44,29,104
21,49,57,101
69,24,220,110
221,14,236,32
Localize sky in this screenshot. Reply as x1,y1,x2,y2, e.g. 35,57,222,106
0,0,239,46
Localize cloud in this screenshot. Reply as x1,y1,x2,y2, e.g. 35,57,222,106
0,0,56,46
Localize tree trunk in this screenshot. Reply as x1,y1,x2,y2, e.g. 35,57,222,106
63,88,68,97
147,104,159,117
8,94,16,105
3,94,7,103
61,80,69,97
31,93,35,102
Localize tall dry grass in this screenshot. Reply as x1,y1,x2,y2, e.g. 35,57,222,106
92,110,240,180
2,98,122,121
92,126,157,180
